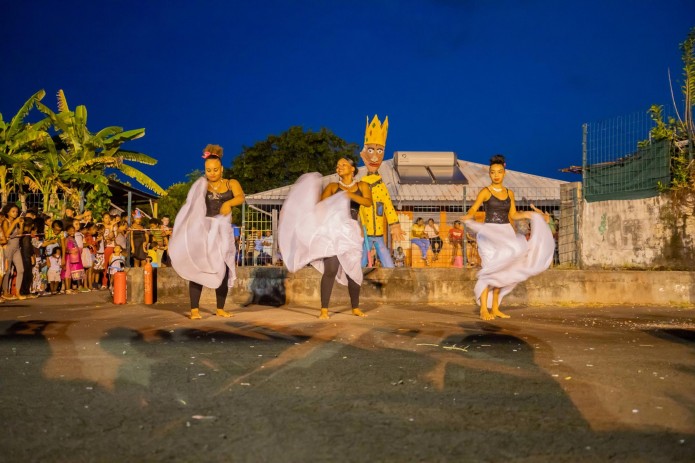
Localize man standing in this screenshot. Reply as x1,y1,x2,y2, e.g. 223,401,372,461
358,115,404,268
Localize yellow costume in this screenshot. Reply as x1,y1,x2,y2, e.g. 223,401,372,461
358,115,400,268
359,174,399,236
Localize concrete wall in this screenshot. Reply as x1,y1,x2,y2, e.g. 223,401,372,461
127,267,695,307
580,194,695,269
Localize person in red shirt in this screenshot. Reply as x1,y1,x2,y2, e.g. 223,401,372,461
448,220,464,265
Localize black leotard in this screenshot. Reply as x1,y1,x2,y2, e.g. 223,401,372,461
205,181,234,217
484,187,511,224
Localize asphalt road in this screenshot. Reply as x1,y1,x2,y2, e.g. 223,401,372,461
0,292,693,462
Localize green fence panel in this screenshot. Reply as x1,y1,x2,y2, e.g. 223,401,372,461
584,140,671,202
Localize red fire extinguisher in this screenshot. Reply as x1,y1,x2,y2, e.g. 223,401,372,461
113,271,127,304
143,262,153,305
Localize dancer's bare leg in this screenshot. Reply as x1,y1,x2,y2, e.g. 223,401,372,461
479,287,494,320
490,288,510,318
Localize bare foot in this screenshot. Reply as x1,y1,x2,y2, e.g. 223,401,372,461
318,308,330,320
352,308,367,317
480,308,495,320
491,309,510,319
189,309,202,320
216,309,233,318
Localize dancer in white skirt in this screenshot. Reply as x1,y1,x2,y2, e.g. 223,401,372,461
168,144,245,320
279,158,372,319
461,154,554,320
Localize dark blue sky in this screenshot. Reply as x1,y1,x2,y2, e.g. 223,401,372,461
2,1,693,190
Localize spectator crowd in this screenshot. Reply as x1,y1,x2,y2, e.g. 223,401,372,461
0,205,172,300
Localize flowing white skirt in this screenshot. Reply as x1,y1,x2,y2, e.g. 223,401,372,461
464,213,554,307
278,173,363,286
168,177,237,289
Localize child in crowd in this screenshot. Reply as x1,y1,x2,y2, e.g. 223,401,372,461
393,246,405,267
108,245,126,291
82,222,96,291
43,219,64,258
73,219,85,249
448,220,464,265
160,216,172,266
92,225,106,289
47,247,62,295
150,219,168,266
64,225,86,293
115,221,128,250
29,221,45,296
147,242,160,268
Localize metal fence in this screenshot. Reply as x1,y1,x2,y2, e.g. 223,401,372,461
558,183,580,266
582,110,672,202
237,203,279,267
5,192,49,211
242,185,564,269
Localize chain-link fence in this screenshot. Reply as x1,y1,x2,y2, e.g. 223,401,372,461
582,110,672,202
237,203,279,267
243,185,564,269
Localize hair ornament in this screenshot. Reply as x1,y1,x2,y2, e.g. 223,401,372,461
202,144,224,159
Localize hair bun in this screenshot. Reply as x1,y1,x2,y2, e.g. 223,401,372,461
489,154,506,167
202,144,224,159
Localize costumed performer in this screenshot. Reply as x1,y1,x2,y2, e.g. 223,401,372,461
278,158,372,319
168,144,245,320
358,115,405,268
461,154,554,320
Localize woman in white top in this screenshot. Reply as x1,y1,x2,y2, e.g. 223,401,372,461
424,218,443,261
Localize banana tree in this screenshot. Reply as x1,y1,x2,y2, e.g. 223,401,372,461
21,134,78,213
35,90,165,204
0,89,51,207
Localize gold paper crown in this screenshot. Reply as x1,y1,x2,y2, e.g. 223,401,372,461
364,115,388,146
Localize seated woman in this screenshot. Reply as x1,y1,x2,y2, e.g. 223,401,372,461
424,218,443,261
410,217,430,266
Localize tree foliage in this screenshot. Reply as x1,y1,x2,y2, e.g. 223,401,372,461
0,89,51,206
641,27,695,194
228,126,359,194
159,128,357,225
0,89,165,213
158,182,193,220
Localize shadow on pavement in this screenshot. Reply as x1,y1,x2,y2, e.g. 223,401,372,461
0,317,694,461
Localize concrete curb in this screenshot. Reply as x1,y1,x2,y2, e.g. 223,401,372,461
126,267,695,307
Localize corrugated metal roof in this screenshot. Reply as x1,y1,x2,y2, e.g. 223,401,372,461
246,157,567,206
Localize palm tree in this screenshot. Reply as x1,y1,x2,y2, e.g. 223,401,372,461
33,90,165,210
